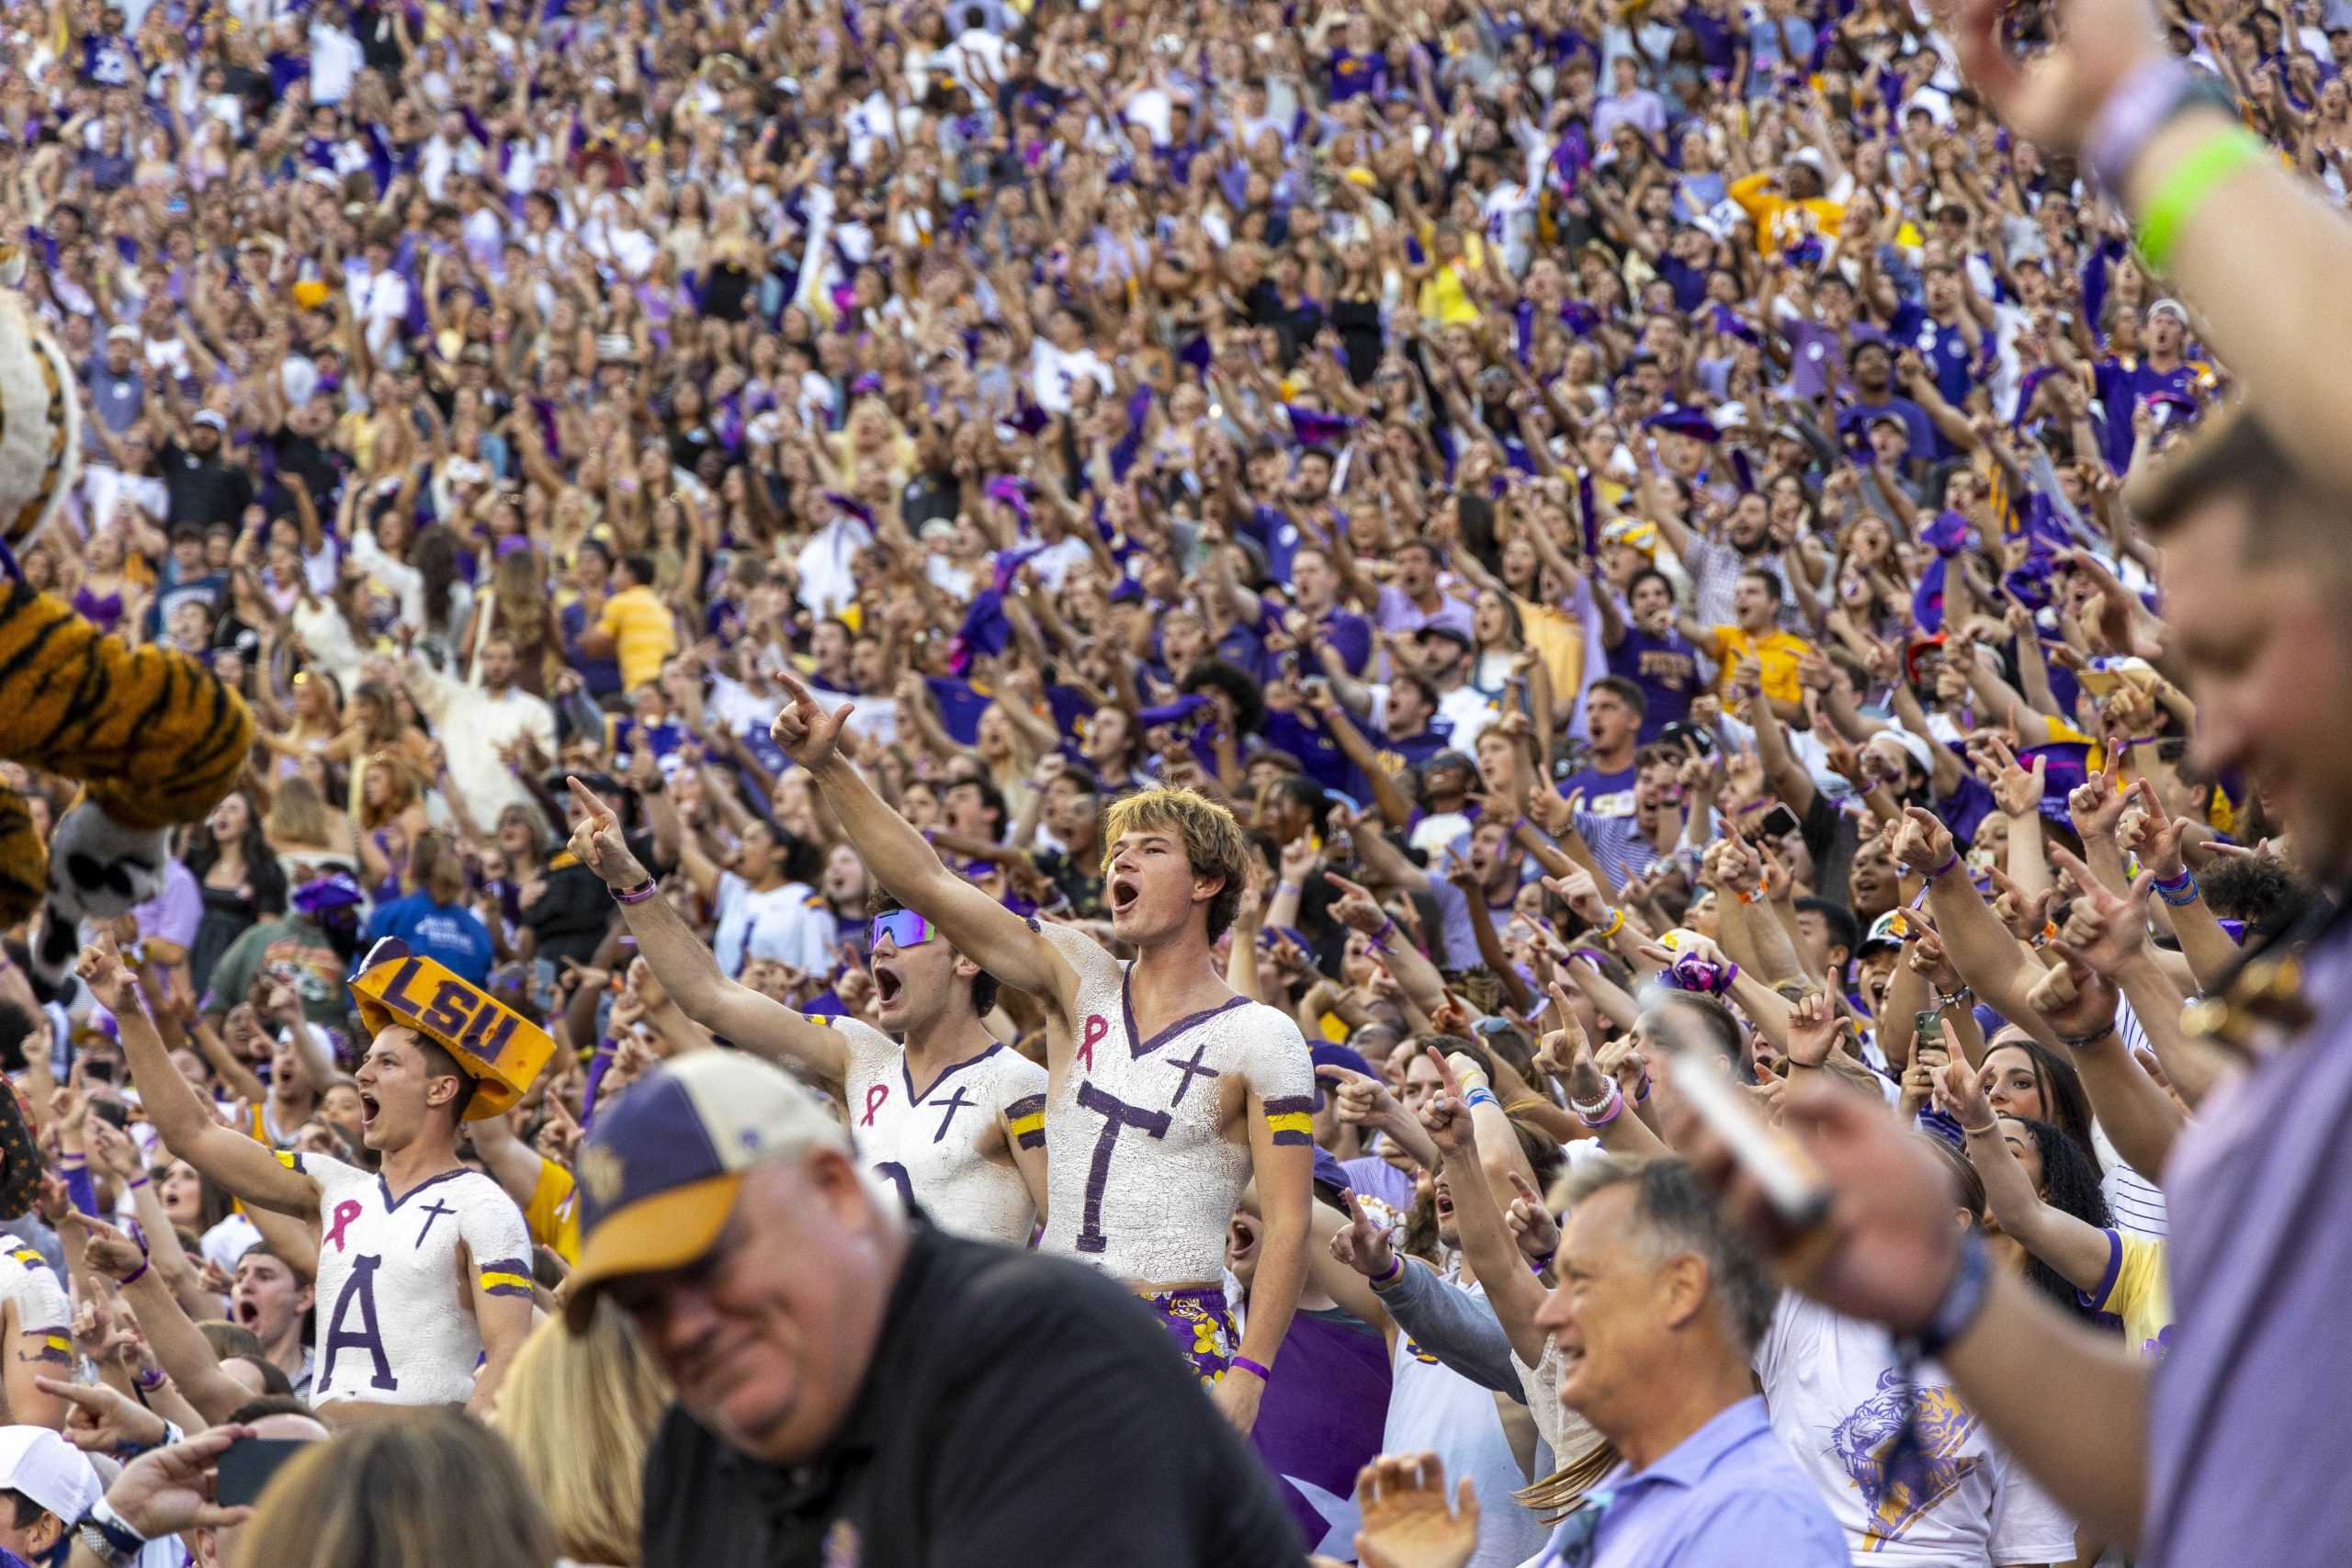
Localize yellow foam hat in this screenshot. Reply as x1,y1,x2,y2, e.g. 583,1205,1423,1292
348,939,554,1120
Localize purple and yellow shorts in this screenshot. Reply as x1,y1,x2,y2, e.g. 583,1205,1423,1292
1147,1284,1237,1387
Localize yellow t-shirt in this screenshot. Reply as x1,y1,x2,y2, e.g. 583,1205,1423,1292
1415,232,1487,325
2084,1228,2173,1359
1514,595,1587,701
1727,173,1846,256
1710,626,1814,705
597,584,678,692
524,1157,581,1267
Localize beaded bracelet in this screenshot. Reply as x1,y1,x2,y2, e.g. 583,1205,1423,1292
1573,1077,1624,1129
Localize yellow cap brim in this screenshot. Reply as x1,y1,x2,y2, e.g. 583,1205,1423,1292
563,1172,742,1332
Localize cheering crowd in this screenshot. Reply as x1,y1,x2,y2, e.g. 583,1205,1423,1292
3,0,2352,1558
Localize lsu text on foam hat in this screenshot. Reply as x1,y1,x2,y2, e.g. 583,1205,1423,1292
347,937,555,1122
564,1051,848,1330
0,1425,101,1525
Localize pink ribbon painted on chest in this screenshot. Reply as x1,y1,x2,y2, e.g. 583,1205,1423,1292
1078,1013,1109,1072
862,1084,889,1127
324,1200,363,1253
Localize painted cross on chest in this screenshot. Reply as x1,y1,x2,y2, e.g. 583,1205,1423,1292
931,1086,977,1143
1167,1041,1219,1106
416,1198,456,1247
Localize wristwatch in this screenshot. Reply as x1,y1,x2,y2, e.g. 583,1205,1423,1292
75,1496,148,1567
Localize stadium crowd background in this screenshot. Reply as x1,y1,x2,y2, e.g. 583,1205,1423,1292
0,0,2346,1559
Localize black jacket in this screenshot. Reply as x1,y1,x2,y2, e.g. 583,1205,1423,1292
640,1224,1304,1567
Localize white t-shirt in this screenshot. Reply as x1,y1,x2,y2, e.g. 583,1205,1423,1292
713,874,838,977
1381,1269,1552,1568
1756,1294,2077,1565
0,1235,72,1347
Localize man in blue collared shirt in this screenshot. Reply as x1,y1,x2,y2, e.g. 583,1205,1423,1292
1524,1159,1846,1566
1351,1158,1844,1567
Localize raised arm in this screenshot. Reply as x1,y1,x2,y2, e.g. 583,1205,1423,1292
1942,1059,2113,1292
561,778,848,1084
76,936,319,1220
775,672,1077,1015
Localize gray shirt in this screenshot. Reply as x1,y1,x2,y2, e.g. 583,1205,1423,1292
2144,919,2352,1563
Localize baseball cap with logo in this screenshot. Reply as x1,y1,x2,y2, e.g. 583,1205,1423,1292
1859,908,1916,955
565,1051,849,1329
0,1425,102,1526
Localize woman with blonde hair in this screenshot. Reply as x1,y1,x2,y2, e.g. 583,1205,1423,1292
239,1408,561,1568
261,773,359,882
492,1301,673,1568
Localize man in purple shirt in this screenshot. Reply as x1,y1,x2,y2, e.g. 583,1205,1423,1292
1591,56,1670,150
1370,539,1478,641
1722,409,2352,1568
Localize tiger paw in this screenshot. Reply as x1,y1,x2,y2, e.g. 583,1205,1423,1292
46,799,168,920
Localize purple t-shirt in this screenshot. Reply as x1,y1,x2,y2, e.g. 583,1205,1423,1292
2143,918,2352,1563
131,860,204,951
1374,583,1477,641
1607,626,1702,740
1250,1306,1392,1551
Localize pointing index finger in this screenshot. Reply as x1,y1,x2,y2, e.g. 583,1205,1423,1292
565,774,613,821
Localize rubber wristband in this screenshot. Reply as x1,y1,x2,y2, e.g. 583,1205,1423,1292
119,1258,149,1289
613,878,659,906
2136,126,2267,273
1230,1355,1272,1382
1275,881,1302,897
2087,56,2190,192
2156,879,2201,908
1594,908,1626,941
1369,917,1396,949
1927,852,1962,881
126,1176,150,1190
1370,1254,1403,1289
133,1365,165,1392
1463,1088,1499,1111
2150,866,2195,896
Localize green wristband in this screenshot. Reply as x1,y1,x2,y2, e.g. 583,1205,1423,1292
2135,125,2267,274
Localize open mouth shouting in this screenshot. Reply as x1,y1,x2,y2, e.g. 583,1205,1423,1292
233,1293,262,1328
872,959,905,1008
358,1091,381,1129
1109,874,1142,917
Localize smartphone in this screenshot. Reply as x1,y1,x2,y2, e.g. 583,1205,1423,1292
216,1438,311,1508
1756,803,1802,840
1914,1009,1944,1042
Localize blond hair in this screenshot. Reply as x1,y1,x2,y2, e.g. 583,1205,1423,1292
1098,784,1249,939
240,1408,560,1568
492,1302,673,1567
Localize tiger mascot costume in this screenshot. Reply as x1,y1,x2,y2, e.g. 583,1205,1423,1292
0,288,255,979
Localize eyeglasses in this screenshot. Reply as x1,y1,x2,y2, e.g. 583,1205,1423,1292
869,909,933,950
